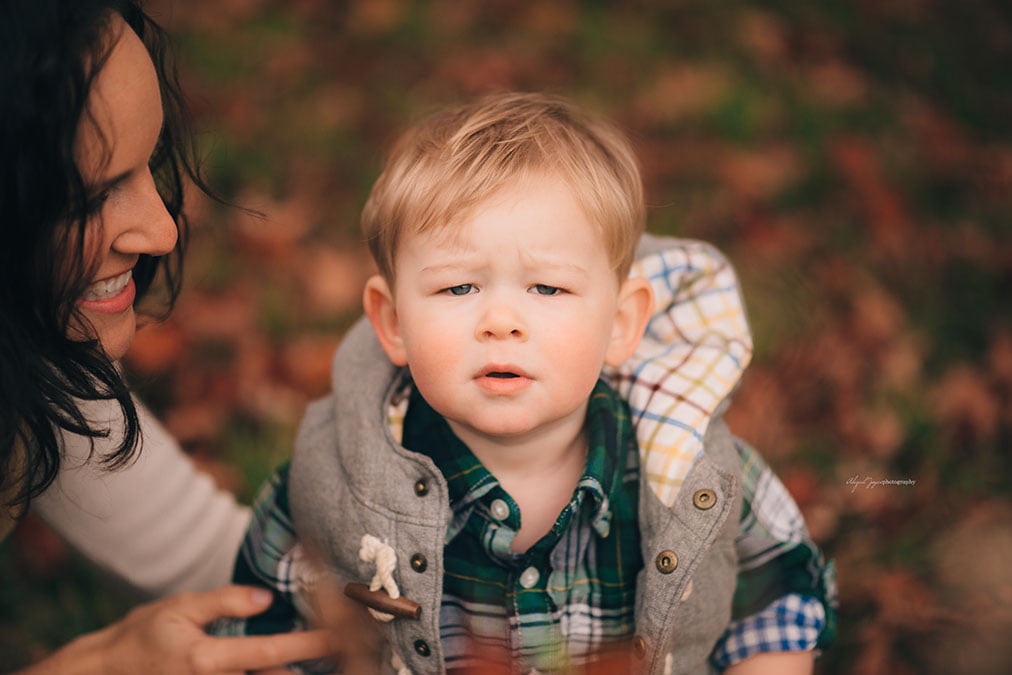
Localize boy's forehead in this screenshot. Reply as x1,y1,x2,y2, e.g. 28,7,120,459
396,221,605,283
387,170,628,280
406,174,602,241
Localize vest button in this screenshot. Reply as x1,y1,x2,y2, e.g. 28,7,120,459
414,479,429,497
655,550,678,574
693,488,716,510
410,553,428,573
414,639,431,657
633,635,647,659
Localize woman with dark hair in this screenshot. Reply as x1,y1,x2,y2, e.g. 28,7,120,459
1,1,333,670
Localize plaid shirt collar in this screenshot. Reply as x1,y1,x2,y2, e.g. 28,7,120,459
402,378,626,548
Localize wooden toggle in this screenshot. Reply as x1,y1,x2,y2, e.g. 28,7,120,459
343,582,422,620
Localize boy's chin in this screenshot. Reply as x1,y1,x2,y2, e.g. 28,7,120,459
448,408,585,445
446,415,544,443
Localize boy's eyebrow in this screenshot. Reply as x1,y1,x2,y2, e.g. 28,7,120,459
419,260,591,277
518,253,591,277
419,262,475,274
531,260,590,275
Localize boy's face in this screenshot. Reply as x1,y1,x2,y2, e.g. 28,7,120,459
364,174,652,446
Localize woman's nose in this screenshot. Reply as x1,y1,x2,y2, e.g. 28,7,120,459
111,171,178,257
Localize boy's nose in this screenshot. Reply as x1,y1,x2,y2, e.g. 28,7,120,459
476,303,528,342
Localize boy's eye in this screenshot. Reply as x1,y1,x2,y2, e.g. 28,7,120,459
531,284,562,296
445,284,474,296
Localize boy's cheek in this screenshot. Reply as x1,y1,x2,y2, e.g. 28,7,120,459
404,328,465,371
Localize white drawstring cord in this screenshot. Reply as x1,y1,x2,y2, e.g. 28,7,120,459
358,534,401,622
390,650,411,675
358,535,413,673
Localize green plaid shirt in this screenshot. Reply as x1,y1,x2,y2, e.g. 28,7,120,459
402,379,641,672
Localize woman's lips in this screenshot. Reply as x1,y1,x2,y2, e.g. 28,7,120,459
79,270,136,314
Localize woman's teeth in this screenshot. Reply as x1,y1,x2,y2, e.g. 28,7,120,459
83,270,132,301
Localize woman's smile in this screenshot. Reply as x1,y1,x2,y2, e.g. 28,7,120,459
79,271,136,315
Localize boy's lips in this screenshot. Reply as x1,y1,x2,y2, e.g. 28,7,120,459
474,364,532,394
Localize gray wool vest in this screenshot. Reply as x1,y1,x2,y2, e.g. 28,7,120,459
289,317,742,675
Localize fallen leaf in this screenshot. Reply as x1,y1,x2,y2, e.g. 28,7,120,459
281,334,341,396
932,364,1000,441
720,145,802,202
635,63,732,123
12,514,68,580
832,137,914,258
125,320,187,376
300,245,375,317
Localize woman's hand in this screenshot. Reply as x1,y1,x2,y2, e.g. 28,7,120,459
14,586,333,674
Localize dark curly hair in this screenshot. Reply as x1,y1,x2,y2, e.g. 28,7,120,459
0,0,208,515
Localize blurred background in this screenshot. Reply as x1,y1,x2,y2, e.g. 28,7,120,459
2,0,1010,672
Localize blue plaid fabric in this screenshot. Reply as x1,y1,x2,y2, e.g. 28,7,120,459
712,593,827,667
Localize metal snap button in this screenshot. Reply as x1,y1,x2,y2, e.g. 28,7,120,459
414,639,431,657
414,479,429,497
489,498,510,521
655,550,678,574
410,553,427,573
633,635,647,659
693,488,716,510
519,566,540,589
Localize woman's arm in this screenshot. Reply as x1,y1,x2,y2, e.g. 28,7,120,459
32,395,251,597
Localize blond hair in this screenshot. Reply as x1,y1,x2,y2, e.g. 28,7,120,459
362,92,645,281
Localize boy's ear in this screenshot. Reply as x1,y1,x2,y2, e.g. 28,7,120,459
362,275,409,366
605,276,654,367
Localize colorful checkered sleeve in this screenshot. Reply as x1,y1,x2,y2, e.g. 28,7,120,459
711,593,826,668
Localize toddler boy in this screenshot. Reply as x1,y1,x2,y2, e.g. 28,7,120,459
227,93,835,674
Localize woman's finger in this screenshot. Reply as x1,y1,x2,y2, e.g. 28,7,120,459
193,630,334,672
173,585,274,625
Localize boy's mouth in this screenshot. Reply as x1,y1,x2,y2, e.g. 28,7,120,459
475,365,532,394
476,365,531,380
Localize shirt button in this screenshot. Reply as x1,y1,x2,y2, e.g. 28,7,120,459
655,550,678,574
413,639,431,657
692,488,716,510
519,566,540,589
489,498,510,521
410,553,428,573
414,479,429,497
